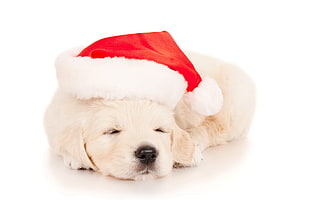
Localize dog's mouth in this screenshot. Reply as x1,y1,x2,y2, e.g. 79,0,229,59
138,168,152,175
133,165,159,180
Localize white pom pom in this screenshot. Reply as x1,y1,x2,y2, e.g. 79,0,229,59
184,77,223,116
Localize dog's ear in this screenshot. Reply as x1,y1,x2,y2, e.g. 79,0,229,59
171,124,196,166
55,123,97,170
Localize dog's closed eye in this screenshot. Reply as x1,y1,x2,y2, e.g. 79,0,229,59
104,129,121,135
154,128,167,133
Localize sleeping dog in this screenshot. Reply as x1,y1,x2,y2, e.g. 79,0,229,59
44,32,255,180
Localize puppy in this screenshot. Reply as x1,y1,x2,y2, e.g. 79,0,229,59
44,51,255,180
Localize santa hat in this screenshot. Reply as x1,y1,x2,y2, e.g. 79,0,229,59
55,31,223,116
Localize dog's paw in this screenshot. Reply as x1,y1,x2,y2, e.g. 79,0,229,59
190,145,204,166
63,156,85,170
174,145,203,168
188,146,203,167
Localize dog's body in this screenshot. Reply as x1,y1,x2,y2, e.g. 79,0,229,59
44,51,255,180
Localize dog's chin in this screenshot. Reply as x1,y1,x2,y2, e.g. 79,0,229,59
107,171,159,181
132,168,166,181
107,167,163,181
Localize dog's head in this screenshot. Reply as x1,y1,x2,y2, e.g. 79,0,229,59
62,99,196,180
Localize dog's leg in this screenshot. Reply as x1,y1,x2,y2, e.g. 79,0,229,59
187,126,213,151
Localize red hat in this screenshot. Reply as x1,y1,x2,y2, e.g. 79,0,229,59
55,31,223,115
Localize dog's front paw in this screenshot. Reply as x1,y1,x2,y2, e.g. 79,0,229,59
63,156,85,170
190,145,204,166
174,145,203,168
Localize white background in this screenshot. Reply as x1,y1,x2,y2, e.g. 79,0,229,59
1,0,309,206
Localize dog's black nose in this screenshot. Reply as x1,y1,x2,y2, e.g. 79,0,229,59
135,146,158,165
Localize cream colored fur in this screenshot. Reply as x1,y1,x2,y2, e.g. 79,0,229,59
44,52,255,180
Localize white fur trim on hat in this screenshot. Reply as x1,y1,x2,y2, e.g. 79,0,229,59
55,48,187,109
183,77,223,116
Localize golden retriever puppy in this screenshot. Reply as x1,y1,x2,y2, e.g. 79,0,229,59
44,51,255,180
